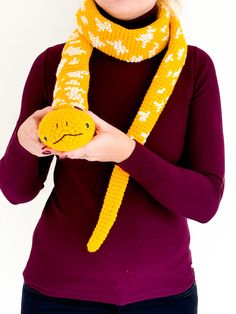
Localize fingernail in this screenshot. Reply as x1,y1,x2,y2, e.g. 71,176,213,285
59,155,67,159
42,151,52,155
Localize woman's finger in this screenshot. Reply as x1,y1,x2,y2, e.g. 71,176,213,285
86,111,113,132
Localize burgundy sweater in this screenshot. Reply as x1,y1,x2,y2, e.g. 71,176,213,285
0,5,225,305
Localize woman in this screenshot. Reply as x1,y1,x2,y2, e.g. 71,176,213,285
0,0,225,313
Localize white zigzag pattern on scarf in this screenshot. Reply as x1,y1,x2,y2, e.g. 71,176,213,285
149,42,160,58
95,17,112,32
69,30,79,41
153,101,165,113
138,111,151,122
129,55,143,62
78,0,86,11
69,58,79,65
65,79,80,85
56,58,67,76
64,46,87,56
67,71,89,79
141,132,150,140
81,15,88,25
88,32,106,48
64,87,86,101
106,40,129,55
136,26,156,48
175,27,182,39
157,88,166,94
177,48,185,60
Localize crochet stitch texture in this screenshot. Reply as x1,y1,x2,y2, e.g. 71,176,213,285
38,104,96,151
51,0,187,252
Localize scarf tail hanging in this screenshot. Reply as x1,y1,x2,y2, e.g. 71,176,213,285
51,0,188,252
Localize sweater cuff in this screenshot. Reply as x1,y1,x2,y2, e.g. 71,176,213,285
0,132,40,203
116,140,143,172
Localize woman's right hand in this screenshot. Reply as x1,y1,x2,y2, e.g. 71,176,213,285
17,106,60,157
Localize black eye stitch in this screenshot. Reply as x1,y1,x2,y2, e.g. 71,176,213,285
56,123,58,128
66,121,68,126
74,106,83,111
44,136,47,141
86,123,89,128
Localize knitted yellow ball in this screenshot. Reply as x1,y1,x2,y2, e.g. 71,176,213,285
38,105,95,151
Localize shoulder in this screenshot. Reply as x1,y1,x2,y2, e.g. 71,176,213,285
32,42,65,66
41,42,66,73
187,45,214,61
32,42,65,72
33,43,66,103
186,45,217,73
185,45,218,88
44,42,66,62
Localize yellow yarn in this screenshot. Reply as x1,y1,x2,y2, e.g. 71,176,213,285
48,0,187,252
38,104,95,151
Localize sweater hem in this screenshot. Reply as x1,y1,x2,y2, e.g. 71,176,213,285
22,275,196,306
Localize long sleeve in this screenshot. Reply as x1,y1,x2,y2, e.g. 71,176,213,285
0,49,54,204
116,48,225,223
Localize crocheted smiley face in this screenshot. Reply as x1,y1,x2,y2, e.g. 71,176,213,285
38,104,95,151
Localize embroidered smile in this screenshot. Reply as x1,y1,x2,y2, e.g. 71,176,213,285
53,133,83,144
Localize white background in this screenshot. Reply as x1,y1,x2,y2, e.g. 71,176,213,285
0,0,235,313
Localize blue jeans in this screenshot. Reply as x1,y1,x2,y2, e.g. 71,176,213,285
21,281,198,313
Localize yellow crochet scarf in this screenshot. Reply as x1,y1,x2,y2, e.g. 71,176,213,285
52,0,187,252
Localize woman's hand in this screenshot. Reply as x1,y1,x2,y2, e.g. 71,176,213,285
17,106,60,157
59,111,136,163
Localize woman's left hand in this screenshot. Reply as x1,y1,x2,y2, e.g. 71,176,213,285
59,111,136,163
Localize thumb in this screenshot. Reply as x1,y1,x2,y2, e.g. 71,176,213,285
33,106,53,119
86,111,112,132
